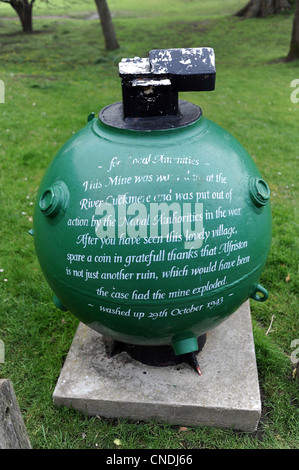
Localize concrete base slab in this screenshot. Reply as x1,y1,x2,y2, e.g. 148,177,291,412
53,301,261,432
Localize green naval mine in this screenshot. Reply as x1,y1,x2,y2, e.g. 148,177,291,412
33,48,271,359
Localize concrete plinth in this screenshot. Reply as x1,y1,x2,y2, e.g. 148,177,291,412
53,301,261,432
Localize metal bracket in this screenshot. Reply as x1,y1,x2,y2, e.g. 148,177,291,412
119,47,216,118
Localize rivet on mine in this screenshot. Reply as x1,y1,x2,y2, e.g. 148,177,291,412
39,182,69,218
250,177,270,207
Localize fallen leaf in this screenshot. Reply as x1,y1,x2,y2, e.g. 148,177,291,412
178,426,188,433
286,273,291,282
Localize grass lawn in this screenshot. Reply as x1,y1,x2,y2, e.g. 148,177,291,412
0,0,298,450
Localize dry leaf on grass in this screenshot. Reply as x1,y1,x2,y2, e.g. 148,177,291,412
178,426,188,433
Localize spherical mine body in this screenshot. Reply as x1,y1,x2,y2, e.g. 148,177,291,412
33,112,271,355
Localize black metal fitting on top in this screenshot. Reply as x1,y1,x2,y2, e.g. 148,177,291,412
119,48,216,118
99,47,216,131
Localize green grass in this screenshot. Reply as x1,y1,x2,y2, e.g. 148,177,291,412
0,0,298,450
0,0,251,18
